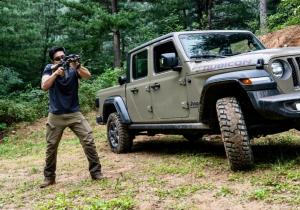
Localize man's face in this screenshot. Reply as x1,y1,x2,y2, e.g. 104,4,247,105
53,51,65,64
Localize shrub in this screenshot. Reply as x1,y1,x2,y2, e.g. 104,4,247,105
0,67,123,131
17,88,49,117
0,88,48,126
0,99,38,124
0,123,7,132
79,67,124,112
0,66,24,97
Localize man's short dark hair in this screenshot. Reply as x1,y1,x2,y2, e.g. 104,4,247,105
48,46,66,60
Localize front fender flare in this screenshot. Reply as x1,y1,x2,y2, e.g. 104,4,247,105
199,69,275,122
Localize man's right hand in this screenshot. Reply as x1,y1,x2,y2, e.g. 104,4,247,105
41,67,64,91
53,67,64,77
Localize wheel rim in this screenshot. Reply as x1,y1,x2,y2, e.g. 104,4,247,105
109,122,119,148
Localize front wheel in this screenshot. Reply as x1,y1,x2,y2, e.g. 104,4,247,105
107,112,133,153
216,97,254,171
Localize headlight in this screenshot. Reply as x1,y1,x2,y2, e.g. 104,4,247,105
271,61,284,78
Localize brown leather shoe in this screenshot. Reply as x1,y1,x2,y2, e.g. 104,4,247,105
40,178,55,188
91,173,103,180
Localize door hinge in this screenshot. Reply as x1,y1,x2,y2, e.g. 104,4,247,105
181,101,189,109
145,85,150,92
147,105,153,112
178,78,186,86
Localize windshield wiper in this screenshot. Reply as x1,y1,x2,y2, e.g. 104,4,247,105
190,54,226,59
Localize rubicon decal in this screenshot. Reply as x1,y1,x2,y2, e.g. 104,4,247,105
194,59,255,71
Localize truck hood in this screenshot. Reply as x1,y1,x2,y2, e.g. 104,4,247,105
190,47,300,72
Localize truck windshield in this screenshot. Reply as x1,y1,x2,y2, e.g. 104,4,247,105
179,32,265,60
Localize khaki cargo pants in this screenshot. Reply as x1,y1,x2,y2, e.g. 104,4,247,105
43,112,101,180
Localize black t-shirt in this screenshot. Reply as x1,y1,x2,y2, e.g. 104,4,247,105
42,64,80,114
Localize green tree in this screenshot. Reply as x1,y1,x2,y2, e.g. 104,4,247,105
0,0,64,85
268,0,300,30
211,0,259,31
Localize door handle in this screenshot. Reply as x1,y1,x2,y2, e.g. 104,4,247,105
150,83,160,90
130,88,139,94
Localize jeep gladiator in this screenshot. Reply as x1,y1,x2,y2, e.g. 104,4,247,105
96,30,300,170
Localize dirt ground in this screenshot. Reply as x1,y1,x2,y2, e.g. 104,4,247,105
260,25,300,48
1,112,300,209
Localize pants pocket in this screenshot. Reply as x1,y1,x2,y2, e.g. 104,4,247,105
81,118,92,133
46,122,56,130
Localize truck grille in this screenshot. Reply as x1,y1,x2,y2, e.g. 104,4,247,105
287,57,300,87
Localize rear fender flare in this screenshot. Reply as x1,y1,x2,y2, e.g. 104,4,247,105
103,96,131,124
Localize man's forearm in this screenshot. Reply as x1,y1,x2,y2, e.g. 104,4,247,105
77,66,91,79
41,74,58,91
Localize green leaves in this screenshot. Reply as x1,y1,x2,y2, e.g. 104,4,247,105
79,67,124,112
0,66,23,96
0,0,64,86
269,0,300,30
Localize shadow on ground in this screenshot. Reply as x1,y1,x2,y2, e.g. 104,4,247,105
131,136,300,166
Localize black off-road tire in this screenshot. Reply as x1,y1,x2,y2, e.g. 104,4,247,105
107,112,133,153
183,133,203,142
216,97,254,171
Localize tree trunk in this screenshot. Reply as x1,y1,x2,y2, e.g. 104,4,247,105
207,0,213,29
182,9,188,29
196,1,204,29
100,0,110,10
113,29,121,68
41,26,49,73
112,0,121,68
259,0,267,34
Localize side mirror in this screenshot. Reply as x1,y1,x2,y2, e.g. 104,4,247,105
160,53,182,71
118,75,127,85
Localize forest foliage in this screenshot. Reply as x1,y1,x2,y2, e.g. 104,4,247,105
0,0,300,131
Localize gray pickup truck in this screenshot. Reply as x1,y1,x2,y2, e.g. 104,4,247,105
96,30,300,170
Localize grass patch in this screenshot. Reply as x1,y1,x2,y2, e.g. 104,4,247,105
85,196,135,210
249,160,300,204
248,188,270,200
215,186,234,197
17,180,40,193
152,163,191,175
155,183,215,199
29,166,40,175
147,176,167,186
0,139,45,158
0,129,46,158
149,153,225,177
227,173,244,182
37,186,135,209
36,192,77,209
150,155,207,176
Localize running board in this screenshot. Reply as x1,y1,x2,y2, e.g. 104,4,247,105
129,123,210,130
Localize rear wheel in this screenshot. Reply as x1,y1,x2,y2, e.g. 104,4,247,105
216,97,254,171
107,112,133,153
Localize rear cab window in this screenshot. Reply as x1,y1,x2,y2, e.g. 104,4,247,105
132,50,148,80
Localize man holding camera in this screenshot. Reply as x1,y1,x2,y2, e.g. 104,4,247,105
40,46,102,188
